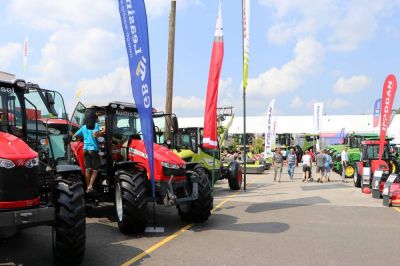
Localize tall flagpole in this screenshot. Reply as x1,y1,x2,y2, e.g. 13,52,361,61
242,0,250,191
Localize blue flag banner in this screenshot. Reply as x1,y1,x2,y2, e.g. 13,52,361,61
373,98,381,128
118,0,155,199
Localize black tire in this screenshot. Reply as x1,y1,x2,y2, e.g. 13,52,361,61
115,169,149,234
353,164,361,188
53,174,86,266
178,167,213,223
228,161,243,191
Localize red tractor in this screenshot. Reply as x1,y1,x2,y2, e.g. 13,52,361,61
69,102,213,233
352,140,396,198
0,78,85,265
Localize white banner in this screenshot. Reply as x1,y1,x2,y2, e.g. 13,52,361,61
264,99,275,155
271,118,277,151
313,102,323,133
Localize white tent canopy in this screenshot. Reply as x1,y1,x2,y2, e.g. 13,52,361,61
179,115,400,137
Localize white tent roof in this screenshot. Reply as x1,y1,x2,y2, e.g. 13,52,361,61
179,115,400,137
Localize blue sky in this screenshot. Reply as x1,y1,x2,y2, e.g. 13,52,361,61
1,0,400,117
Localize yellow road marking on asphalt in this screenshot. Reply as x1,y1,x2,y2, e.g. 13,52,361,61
121,178,260,266
394,207,400,213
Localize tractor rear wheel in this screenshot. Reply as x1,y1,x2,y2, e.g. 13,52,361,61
353,164,361,188
53,174,86,266
228,161,242,190
178,167,213,223
115,169,149,234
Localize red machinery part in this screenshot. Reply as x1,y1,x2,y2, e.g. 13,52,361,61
0,197,40,209
390,183,400,206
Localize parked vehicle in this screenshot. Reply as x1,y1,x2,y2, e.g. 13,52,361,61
70,102,213,231
0,77,85,265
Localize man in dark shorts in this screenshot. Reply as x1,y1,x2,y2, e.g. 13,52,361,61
73,111,104,193
302,150,312,182
315,150,326,183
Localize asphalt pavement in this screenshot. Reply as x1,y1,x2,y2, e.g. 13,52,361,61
1,166,400,266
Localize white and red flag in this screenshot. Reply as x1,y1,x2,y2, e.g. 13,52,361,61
378,74,397,160
203,1,224,150
23,36,28,73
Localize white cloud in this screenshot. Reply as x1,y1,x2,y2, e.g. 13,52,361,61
290,96,304,108
145,0,204,17
7,0,118,31
76,67,131,100
247,38,324,97
328,98,351,109
173,95,205,113
0,42,22,69
261,0,396,51
333,75,372,94
32,28,119,86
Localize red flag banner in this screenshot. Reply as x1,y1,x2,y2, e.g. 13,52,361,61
203,2,224,150
378,74,397,160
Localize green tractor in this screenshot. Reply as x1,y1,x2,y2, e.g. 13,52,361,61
152,113,243,191
327,133,379,178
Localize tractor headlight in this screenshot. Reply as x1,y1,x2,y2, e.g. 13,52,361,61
0,158,15,169
25,157,39,168
161,162,185,169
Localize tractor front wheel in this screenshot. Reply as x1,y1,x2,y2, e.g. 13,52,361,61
53,174,86,266
345,165,355,178
228,161,243,190
115,169,149,234
178,167,213,223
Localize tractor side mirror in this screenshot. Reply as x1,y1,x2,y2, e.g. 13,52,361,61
172,115,179,133
45,92,58,117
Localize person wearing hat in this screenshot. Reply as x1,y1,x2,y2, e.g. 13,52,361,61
340,147,349,183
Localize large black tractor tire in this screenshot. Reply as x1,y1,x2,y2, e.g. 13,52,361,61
353,164,361,188
227,161,243,191
115,169,149,234
53,174,86,266
178,167,213,223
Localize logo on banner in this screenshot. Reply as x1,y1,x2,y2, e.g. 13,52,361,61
378,74,397,160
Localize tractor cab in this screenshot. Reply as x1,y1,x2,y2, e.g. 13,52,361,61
70,102,213,232
0,77,85,264
353,140,392,190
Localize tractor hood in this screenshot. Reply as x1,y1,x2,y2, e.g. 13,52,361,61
0,132,38,161
130,139,185,167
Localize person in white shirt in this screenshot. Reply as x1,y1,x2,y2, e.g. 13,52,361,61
340,147,349,183
302,150,312,182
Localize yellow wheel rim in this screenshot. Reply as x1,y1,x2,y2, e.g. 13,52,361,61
345,165,355,177
391,161,396,174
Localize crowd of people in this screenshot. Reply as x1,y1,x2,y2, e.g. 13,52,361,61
272,146,349,183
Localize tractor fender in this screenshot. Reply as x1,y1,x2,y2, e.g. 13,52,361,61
56,164,82,174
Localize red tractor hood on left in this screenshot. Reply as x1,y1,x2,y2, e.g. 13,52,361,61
0,132,38,161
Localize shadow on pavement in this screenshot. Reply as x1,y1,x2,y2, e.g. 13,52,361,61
301,183,350,191
0,223,146,266
246,196,330,213
192,213,290,235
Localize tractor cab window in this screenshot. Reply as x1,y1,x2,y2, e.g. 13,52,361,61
179,128,198,152
363,144,390,160
70,102,86,135
0,86,24,137
112,110,141,142
25,89,68,135
153,114,168,145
